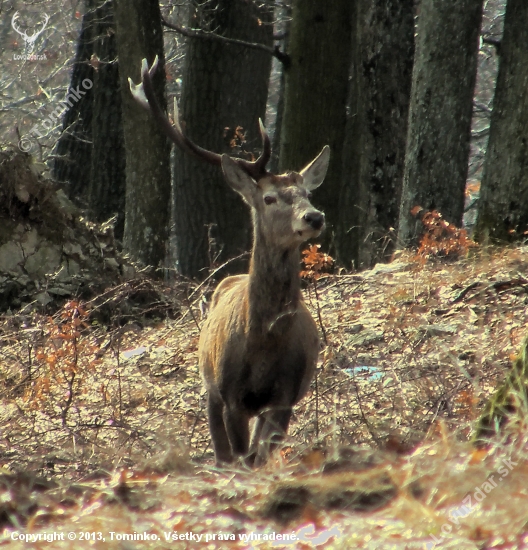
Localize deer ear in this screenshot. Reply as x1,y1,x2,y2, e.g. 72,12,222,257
299,146,330,190
221,154,258,204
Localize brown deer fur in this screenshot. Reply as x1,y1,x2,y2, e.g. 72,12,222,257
199,154,330,466
128,57,330,466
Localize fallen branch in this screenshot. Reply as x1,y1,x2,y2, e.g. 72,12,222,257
451,277,528,305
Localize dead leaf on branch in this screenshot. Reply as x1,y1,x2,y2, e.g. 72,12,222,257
301,244,334,281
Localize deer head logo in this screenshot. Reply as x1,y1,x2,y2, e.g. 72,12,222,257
11,11,49,55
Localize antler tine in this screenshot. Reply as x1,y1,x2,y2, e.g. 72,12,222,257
129,56,221,166
235,119,271,180
259,119,272,167
217,119,270,180
129,57,271,177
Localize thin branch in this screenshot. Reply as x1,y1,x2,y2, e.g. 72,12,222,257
473,100,492,115
0,87,67,112
451,281,481,304
161,17,290,67
187,251,250,301
471,127,490,139
482,36,501,55
61,370,76,427
312,279,327,345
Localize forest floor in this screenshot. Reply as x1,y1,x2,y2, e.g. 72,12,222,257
1,146,528,549
1,242,528,548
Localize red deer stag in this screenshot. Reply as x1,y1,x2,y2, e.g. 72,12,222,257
129,57,330,466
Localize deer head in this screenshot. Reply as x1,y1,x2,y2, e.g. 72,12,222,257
128,56,329,250
220,152,328,250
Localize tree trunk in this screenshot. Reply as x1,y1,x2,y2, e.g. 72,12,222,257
173,0,273,279
53,0,126,240
114,0,171,270
52,1,95,201
279,0,352,253
269,9,290,174
398,0,484,247
337,0,414,268
475,0,528,242
88,0,126,240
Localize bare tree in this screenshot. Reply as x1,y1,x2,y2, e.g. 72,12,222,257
279,0,352,252
114,0,170,269
52,2,96,201
53,0,126,239
337,0,414,268
88,0,126,239
171,0,274,279
475,0,528,242
398,0,484,247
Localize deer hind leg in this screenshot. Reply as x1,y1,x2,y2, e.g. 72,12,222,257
206,392,233,464
253,407,292,467
246,415,266,467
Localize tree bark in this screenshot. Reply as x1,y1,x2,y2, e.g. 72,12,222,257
398,0,484,247
88,0,126,240
269,8,290,175
53,0,126,240
115,0,171,270
52,1,95,201
337,0,414,268
173,0,273,279
475,0,528,242
279,0,352,253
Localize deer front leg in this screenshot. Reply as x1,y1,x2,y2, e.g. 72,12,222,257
206,393,233,464
253,407,292,467
223,406,250,461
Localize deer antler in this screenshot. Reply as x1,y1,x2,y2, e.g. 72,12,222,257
128,56,271,180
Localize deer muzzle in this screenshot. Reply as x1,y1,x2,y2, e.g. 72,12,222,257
303,211,325,231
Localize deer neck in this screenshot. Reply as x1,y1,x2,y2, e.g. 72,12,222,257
247,223,301,339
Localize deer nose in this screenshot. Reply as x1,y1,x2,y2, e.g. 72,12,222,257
303,211,325,230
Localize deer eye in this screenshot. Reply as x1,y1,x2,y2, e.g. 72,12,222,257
307,192,313,199
264,195,277,205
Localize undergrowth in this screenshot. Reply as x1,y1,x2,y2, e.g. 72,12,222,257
0,231,528,546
